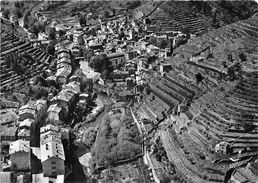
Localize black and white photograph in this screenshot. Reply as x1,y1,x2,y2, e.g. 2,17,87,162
0,0,258,182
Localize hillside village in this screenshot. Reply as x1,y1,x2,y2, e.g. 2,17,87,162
0,1,258,183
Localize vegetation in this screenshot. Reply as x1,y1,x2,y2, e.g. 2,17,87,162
46,41,56,56
89,53,110,73
79,15,87,27
48,27,56,40
84,48,95,61
148,36,168,49
81,126,98,148
2,9,10,19
91,107,141,168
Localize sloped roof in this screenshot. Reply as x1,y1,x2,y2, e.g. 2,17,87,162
18,103,37,117
18,129,30,137
35,99,47,112
55,66,72,78
9,140,30,154
47,104,63,114
107,52,125,59
19,118,35,128
40,124,60,134
62,81,81,94
58,52,70,59
119,90,134,97
56,89,76,103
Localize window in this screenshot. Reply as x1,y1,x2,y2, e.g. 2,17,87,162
51,162,56,165
52,166,56,169
49,181,54,183
52,171,57,175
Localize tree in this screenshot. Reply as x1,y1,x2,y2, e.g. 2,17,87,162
48,27,56,40
157,39,167,49
227,54,233,62
81,127,97,148
84,48,94,61
160,172,171,183
238,52,246,62
47,42,55,56
28,24,39,37
101,69,110,81
79,15,87,27
89,53,108,72
149,36,157,45
181,26,190,34
90,28,97,37
2,9,10,19
58,29,66,37
144,17,151,24
78,35,85,46
118,31,125,40
195,73,204,84
14,8,23,18
104,11,110,18
38,21,46,33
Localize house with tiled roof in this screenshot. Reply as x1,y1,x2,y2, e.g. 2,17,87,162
50,89,76,110
107,52,126,68
57,48,70,55
9,140,30,171
47,104,67,124
56,62,72,71
0,126,17,143
18,118,35,140
62,81,81,95
40,125,65,177
18,103,37,121
35,99,48,120
40,124,60,135
18,100,48,123
57,52,70,60
55,66,72,85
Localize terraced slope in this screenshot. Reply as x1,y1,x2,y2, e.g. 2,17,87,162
159,16,258,182
0,31,53,92
176,16,258,60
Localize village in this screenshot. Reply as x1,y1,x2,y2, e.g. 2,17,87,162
0,1,258,183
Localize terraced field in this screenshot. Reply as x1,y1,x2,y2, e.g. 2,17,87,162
0,30,53,92
148,7,207,34
158,71,258,182
176,16,258,61
148,16,258,182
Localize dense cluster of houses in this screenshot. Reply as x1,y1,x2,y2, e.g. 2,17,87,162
55,49,72,85
0,6,189,183
0,53,88,183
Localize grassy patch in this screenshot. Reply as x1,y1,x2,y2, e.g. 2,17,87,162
91,106,141,168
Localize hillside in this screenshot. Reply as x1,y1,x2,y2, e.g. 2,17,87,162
2,1,257,35
135,1,258,34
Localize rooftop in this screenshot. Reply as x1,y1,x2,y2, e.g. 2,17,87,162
19,118,35,128
40,124,60,134
47,104,63,114
9,140,30,154
55,89,76,103
107,52,125,59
